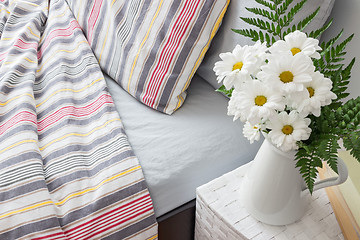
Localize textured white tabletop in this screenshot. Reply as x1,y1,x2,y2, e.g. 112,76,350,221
195,162,344,240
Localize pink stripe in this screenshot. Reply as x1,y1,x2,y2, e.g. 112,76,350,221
146,0,197,98
70,198,152,239
14,38,38,50
0,111,37,136
38,20,80,59
143,2,196,105
63,194,151,237
87,0,103,45
142,0,200,107
79,205,154,240
37,94,112,132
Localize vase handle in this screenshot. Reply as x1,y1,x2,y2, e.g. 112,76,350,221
302,157,349,192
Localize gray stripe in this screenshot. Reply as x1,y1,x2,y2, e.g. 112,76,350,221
0,152,41,170
157,0,215,112
90,0,108,51
0,217,64,240
44,136,129,179
43,127,126,164
0,122,37,144
59,181,149,226
0,102,35,124
47,148,134,191
135,0,182,100
105,0,139,77
112,0,151,82
0,179,47,202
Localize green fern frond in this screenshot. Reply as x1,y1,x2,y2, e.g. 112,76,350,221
245,7,278,22
255,0,276,11
308,19,333,39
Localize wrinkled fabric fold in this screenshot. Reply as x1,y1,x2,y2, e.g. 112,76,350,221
0,0,157,239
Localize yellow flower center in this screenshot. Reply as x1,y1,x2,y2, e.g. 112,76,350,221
307,87,315,98
291,47,301,56
232,61,244,71
279,71,294,83
254,95,267,106
282,125,294,135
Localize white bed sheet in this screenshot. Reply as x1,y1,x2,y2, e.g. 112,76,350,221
105,74,262,217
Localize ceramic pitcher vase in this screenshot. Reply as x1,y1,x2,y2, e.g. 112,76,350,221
242,138,349,226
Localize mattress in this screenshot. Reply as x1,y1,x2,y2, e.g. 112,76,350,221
105,74,262,217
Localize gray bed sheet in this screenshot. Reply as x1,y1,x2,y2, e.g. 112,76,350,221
105,74,262,217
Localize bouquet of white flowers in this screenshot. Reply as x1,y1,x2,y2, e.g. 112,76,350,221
214,30,336,152
213,0,360,193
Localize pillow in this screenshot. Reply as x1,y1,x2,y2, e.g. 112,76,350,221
196,0,335,90
65,0,230,114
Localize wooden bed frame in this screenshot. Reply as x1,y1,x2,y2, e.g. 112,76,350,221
157,200,196,240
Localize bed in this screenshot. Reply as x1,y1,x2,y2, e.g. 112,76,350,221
0,0,336,239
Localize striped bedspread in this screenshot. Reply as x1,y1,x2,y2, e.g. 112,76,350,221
0,0,157,239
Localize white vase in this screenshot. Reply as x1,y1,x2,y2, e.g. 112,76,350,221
242,138,349,225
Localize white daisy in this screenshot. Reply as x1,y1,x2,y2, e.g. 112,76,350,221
270,30,322,59
227,80,285,124
243,121,262,144
257,52,314,94
213,44,258,90
267,111,312,152
291,71,337,117
248,40,268,75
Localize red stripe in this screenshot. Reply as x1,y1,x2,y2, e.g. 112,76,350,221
37,94,112,132
0,111,36,135
143,0,196,105
14,38,38,50
81,206,154,240
145,0,197,100
38,20,80,59
87,0,103,45
70,199,153,239
63,194,151,236
142,0,200,107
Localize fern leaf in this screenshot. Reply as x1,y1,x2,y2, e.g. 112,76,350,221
308,19,333,39
255,0,276,11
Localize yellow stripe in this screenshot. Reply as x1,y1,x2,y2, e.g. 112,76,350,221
176,0,230,111
39,118,120,151
49,7,67,22
0,140,37,155
0,93,34,106
55,166,141,206
37,40,88,73
0,8,10,14
27,26,40,38
111,0,116,7
147,234,158,240
24,57,36,63
1,37,12,40
127,0,164,92
0,200,53,219
0,166,140,219
99,22,110,63
77,0,84,21
35,77,103,108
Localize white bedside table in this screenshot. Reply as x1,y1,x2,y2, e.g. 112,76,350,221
195,162,344,240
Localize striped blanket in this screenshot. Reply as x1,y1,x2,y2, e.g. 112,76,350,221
0,0,157,239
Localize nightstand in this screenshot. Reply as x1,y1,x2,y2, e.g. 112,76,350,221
195,162,344,240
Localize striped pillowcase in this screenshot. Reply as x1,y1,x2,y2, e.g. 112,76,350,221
66,0,229,114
